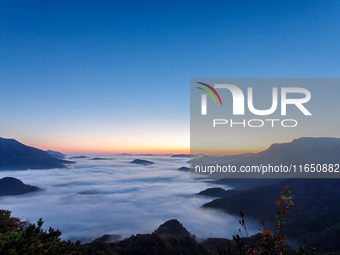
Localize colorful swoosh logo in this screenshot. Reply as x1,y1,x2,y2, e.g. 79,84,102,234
196,82,223,106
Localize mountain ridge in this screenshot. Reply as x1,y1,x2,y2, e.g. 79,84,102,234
0,137,74,170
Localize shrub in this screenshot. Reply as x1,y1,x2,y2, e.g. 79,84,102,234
0,209,79,255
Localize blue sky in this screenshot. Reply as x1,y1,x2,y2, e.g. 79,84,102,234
0,0,339,153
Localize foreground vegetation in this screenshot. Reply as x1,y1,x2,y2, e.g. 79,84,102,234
0,210,79,255
205,179,340,252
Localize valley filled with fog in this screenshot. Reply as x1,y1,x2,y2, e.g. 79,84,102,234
0,155,259,242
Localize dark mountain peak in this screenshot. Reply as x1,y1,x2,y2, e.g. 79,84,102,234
84,220,208,255
0,177,40,196
82,219,209,255
154,219,190,237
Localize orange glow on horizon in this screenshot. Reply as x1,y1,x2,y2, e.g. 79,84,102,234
36,143,265,155
57,147,190,155
190,148,263,155
27,142,266,155
15,136,267,156
34,143,190,155
190,145,268,155
15,135,190,155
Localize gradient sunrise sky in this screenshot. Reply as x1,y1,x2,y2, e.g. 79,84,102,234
0,1,339,154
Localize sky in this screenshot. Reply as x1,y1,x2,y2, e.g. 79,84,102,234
0,0,339,153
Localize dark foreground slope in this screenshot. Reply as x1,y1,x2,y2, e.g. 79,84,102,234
199,138,340,252
203,179,340,253
0,137,74,170
0,210,317,255
80,218,302,255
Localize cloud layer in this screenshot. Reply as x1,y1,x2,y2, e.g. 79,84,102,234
0,155,260,242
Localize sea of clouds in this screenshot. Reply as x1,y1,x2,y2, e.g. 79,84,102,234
0,155,260,242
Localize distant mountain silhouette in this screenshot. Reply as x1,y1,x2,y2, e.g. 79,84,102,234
233,137,340,166
0,137,74,170
193,137,340,178
91,157,113,160
130,159,154,165
178,166,190,172
70,156,88,159
197,187,241,198
0,177,40,196
171,154,190,158
45,150,66,159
